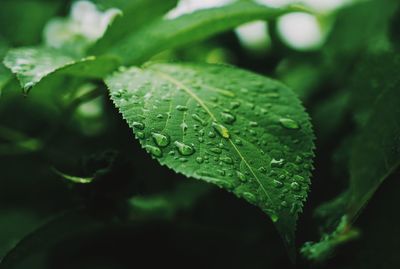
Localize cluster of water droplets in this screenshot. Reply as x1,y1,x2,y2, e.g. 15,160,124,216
109,66,313,222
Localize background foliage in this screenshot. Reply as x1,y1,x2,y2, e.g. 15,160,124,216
0,0,399,268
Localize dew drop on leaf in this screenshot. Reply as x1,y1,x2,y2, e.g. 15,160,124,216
290,182,301,191
273,180,284,188
152,133,170,147
242,192,257,203
210,148,222,154
132,121,145,130
279,118,300,129
207,131,216,138
220,156,233,164
220,112,236,124
176,105,188,111
212,122,230,139
192,113,206,126
196,156,204,163
174,141,195,156
136,132,145,139
145,145,162,157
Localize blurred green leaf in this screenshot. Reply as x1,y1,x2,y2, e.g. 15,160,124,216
0,0,62,46
90,0,177,54
347,59,400,220
106,2,298,65
3,47,119,92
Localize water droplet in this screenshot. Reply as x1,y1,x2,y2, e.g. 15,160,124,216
132,121,145,130
218,169,225,176
220,112,236,124
179,157,188,162
212,122,230,139
174,141,195,156
176,105,188,111
293,175,305,182
152,133,170,147
270,213,279,222
290,182,300,191
234,139,242,145
273,180,284,188
207,131,216,138
258,167,267,173
242,192,257,203
210,148,222,154
136,132,145,139
237,171,246,182
196,157,204,164
192,113,206,126
156,114,164,119
220,156,233,164
145,145,162,157
279,118,300,129
270,158,284,168
180,122,188,134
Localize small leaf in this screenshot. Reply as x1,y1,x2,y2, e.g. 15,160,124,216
105,63,315,248
106,2,298,65
3,47,119,92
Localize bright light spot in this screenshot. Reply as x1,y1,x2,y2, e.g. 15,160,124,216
71,1,120,40
235,21,270,51
277,12,323,50
167,0,234,19
44,1,120,49
254,0,293,8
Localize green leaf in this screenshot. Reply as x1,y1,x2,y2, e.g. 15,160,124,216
106,2,297,65
347,66,400,220
90,0,177,54
105,63,315,248
3,47,119,92
302,53,400,262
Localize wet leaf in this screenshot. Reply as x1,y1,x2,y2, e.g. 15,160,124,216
105,63,315,249
3,47,119,92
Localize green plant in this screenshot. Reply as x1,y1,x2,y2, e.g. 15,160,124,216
0,0,399,268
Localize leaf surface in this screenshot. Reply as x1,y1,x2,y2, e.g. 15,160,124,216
106,63,315,246
106,2,296,65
